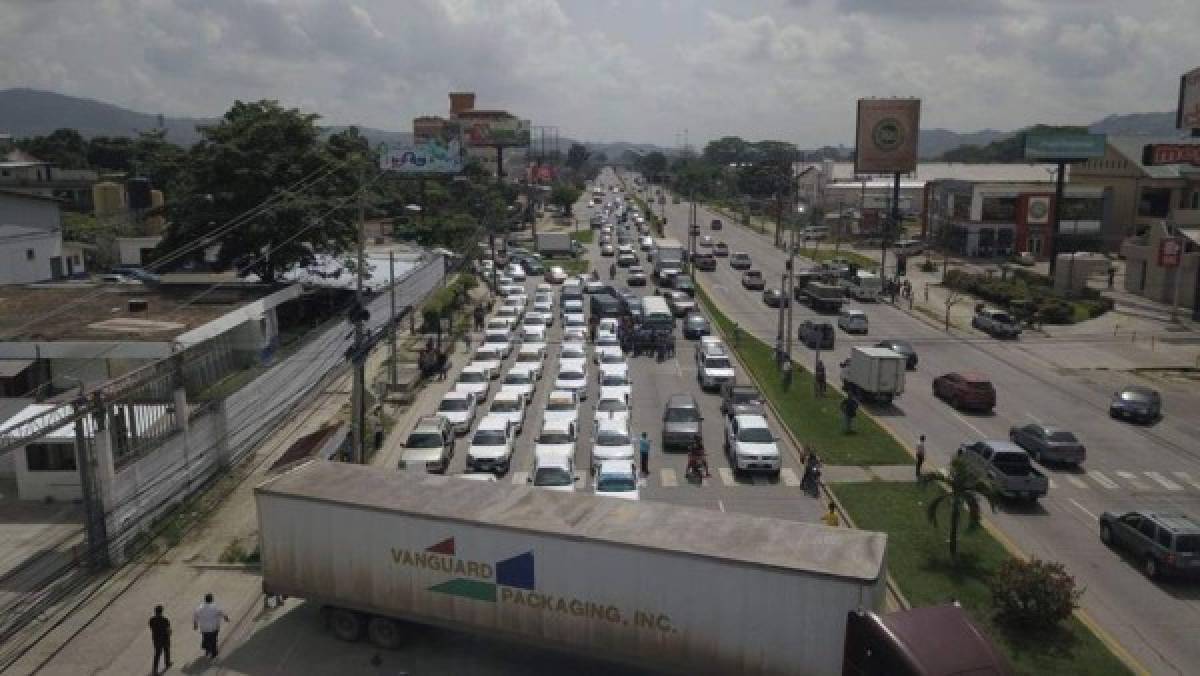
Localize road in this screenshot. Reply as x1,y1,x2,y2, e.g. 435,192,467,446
632,168,1200,675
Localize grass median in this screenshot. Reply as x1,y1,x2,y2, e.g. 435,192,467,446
833,481,1132,676
695,284,910,466
570,229,594,244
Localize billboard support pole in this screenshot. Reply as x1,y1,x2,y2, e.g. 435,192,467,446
1047,161,1066,277
881,171,900,281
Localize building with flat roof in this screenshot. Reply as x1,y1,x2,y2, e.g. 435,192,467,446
0,190,65,284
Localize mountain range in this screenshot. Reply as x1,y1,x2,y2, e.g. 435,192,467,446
0,88,1181,160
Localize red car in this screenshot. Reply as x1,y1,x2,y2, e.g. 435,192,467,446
933,372,996,412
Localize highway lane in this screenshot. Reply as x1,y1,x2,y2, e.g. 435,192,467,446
630,169,1200,675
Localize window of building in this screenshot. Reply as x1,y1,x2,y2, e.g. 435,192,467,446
25,249,34,260
25,443,78,472
1061,197,1103,221
980,197,1017,222
1138,187,1172,218
951,195,971,220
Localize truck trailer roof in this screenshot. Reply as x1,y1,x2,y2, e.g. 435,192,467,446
257,461,886,582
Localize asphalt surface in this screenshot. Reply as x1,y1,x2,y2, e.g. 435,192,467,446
627,168,1200,675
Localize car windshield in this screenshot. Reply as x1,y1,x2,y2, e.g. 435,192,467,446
666,407,699,422
491,400,521,413
600,353,624,364
967,381,993,391
596,431,630,446
559,371,584,381
503,373,531,385
547,399,575,411
562,348,585,359
517,353,539,362
994,452,1033,473
597,399,628,413
598,475,636,492
472,430,507,446
601,375,629,386
733,391,760,403
705,357,732,370
1047,431,1078,442
534,468,573,487
738,427,774,443
485,334,508,343
407,433,443,448
538,431,573,444
1120,390,1152,401
458,372,485,383
477,350,501,360
438,399,469,412
1176,535,1200,554
992,313,1014,323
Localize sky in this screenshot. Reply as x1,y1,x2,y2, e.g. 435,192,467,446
0,0,1196,147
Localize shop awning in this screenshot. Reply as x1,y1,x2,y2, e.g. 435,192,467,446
0,359,33,378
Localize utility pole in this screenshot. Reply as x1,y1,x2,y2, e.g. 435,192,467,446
350,157,368,464
389,250,397,387
880,172,900,280
1046,161,1067,277
785,156,799,360
74,398,108,568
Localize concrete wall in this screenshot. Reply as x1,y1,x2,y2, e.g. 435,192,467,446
0,228,62,284
116,236,163,266
1121,223,1199,309
0,192,60,230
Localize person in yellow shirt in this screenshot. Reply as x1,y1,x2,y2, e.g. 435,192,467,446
821,502,840,528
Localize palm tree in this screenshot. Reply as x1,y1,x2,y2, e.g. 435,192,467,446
925,457,997,560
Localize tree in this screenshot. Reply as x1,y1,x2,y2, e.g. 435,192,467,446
566,143,590,170
925,456,997,560
703,136,751,166
157,100,363,283
549,184,582,216
990,558,1082,630
638,151,668,180
16,128,90,169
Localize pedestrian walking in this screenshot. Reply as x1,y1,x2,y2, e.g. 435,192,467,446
149,605,172,675
915,434,927,480
840,395,859,433
473,305,485,331
800,449,821,489
814,359,827,397
782,358,793,390
638,432,651,476
1107,267,1116,290
193,593,229,659
732,322,741,347
437,349,449,380
821,502,840,528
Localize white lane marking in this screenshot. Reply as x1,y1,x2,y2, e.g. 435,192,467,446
661,468,678,487
718,467,736,486
781,468,801,487
1069,498,1098,520
638,477,648,487
1088,470,1119,490
510,471,529,485
1115,471,1150,491
717,499,726,513
1047,477,1057,490
1145,472,1183,491
1173,472,1200,491
1065,475,1089,489
950,410,987,437
674,356,682,377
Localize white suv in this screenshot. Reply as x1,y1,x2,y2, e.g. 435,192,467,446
724,414,781,477
466,415,517,475
593,460,639,500
591,417,634,471
695,337,736,391
487,390,527,434
435,390,477,435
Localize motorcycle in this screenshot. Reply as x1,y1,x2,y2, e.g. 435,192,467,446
685,448,711,483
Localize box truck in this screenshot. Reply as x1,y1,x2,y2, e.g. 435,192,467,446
537,232,578,257
840,346,906,404
256,461,887,674
801,282,846,314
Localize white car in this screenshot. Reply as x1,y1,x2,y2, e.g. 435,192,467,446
466,415,517,475
487,390,527,434
563,326,588,343
838,307,869,334
535,283,554,295
561,299,585,316
500,365,538,404
543,390,581,429
594,331,621,350
555,360,589,400
545,266,567,284
520,324,548,345
524,311,550,329
472,346,505,378
563,312,587,330
593,460,639,500
530,451,577,493
482,328,516,357
724,414,781,477
592,417,635,470
595,394,631,427
501,296,526,315
639,236,654,251
435,390,477,435
597,318,619,335
486,317,515,332
559,342,588,362
494,306,521,325
514,345,546,375
533,420,577,475
598,365,632,402
584,280,606,294
506,263,526,281
454,363,492,401
594,345,626,366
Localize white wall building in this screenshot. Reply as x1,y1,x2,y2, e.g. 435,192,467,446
0,190,64,283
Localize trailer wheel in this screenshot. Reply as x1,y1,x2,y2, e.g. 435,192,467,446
367,615,404,650
329,608,364,642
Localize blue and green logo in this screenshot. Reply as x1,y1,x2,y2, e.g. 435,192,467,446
391,537,533,603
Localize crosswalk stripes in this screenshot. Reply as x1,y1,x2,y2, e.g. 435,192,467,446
1088,470,1119,490
1173,472,1200,491
718,467,736,486
780,468,801,487
1065,475,1089,489
1115,471,1150,491
660,468,678,488
1144,472,1183,491
510,470,529,485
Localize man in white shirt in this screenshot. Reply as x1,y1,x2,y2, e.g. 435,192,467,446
192,593,230,659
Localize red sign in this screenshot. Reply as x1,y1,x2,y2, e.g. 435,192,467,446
1142,144,1200,166
1159,238,1184,267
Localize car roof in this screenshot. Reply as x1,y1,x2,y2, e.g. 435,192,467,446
1142,513,1200,533
476,415,511,431
548,390,578,402
667,393,698,407
597,459,634,474
978,440,1025,453
1121,385,1158,396
954,372,989,382
441,390,471,400
540,418,574,433
734,414,770,428
414,414,448,429
492,390,522,402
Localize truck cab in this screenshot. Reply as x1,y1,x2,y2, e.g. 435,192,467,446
957,440,1048,502
842,271,882,302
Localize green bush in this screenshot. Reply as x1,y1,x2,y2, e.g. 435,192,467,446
1037,300,1074,324
942,268,1110,325
990,558,1082,630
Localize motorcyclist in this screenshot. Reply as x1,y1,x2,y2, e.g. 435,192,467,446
801,450,821,488
686,439,711,479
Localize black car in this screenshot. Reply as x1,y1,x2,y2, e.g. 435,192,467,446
876,339,918,370
710,218,723,230
713,242,730,257
682,312,711,339
741,270,765,290
762,288,788,307
1109,386,1161,423
692,253,717,271
627,266,648,287
798,321,835,349
730,252,752,269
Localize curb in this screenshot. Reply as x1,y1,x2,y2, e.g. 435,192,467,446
187,562,262,572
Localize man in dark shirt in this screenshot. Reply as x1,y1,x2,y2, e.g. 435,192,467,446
149,605,172,674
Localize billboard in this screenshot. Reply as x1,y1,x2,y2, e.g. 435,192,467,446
854,99,920,174
1177,66,1200,130
1023,133,1106,161
379,137,464,174
461,115,531,147
1142,143,1200,166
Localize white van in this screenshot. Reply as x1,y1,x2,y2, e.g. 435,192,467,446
640,295,674,329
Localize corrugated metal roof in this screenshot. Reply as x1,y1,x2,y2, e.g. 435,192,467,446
1106,135,1200,179
257,461,888,582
